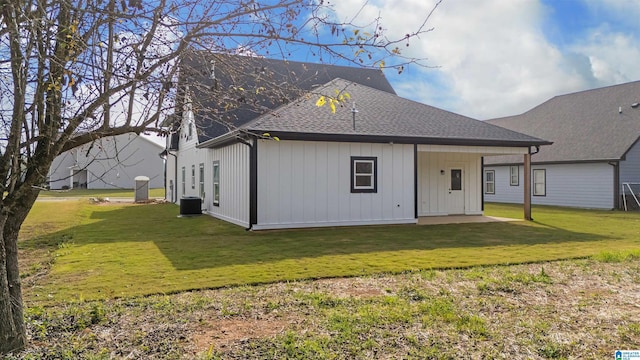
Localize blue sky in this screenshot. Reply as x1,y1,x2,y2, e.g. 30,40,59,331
320,0,640,120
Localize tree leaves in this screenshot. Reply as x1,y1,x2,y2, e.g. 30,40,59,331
315,91,351,114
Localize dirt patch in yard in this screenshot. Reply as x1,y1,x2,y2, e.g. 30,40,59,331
12,259,640,359
193,317,291,351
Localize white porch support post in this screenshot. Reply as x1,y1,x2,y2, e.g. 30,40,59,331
524,150,532,220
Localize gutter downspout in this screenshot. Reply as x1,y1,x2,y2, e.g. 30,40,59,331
480,157,484,212
236,136,256,231
524,147,532,221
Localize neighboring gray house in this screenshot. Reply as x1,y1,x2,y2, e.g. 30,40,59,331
484,81,640,209
165,53,548,229
49,133,165,190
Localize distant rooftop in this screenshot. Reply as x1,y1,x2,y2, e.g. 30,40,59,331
485,80,640,164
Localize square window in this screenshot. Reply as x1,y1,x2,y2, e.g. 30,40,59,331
351,156,377,193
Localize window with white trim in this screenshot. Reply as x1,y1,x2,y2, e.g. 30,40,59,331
212,161,220,206
191,164,195,189
199,163,205,199
484,170,495,194
351,156,377,193
510,166,519,186
533,169,546,196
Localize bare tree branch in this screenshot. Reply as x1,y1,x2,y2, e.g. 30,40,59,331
0,0,441,353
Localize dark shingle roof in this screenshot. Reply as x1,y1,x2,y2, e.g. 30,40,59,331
176,52,396,143
212,78,548,147
485,81,640,164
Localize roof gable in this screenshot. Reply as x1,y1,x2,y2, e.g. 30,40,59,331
486,81,640,164
176,52,396,143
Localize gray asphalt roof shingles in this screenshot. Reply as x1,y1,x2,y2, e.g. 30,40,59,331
176,52,396,143
485,81,640,164
240,78,548,145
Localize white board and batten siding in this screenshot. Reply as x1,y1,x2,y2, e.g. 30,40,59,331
206,143,250,228
255,140,415,230
484,162,615,209
170,109,200,201
417,151,483,216
416,145,526,216
172,142,251,227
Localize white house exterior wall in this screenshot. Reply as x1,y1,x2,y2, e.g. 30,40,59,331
49,133,164,190
484,162,615,209
173,126,201,200
205,143,251,228
166,107,250,227
417,151,483,216
620,140,640,187
254,140,415,230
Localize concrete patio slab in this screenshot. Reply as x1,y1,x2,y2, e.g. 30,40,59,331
417,215,522,225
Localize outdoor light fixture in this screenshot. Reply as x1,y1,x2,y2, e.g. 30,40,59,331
440,170,445,175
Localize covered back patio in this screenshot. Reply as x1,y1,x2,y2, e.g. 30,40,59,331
416,144,536,220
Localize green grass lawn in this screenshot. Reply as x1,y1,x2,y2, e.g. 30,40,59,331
36,188,165,198
20,201,640,304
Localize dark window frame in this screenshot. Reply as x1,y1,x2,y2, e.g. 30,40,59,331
533,169,546,196
510,165,519,186
181,166,185,195
350,156,377,193
450,168,463,191
484,170,495,194
212,161,220,206
191,164,196,189
198,163,205,199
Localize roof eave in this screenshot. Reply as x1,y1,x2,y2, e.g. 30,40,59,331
485,158,622,166
196,129,552,149
197,130,255,149
245,130,552,147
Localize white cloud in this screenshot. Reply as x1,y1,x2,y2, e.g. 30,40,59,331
326,0,640,119
570,26,640,85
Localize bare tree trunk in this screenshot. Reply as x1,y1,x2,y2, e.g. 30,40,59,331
0,189,38,354
0,212,25,354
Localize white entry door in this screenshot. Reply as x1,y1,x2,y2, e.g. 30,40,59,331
447,166,465,214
